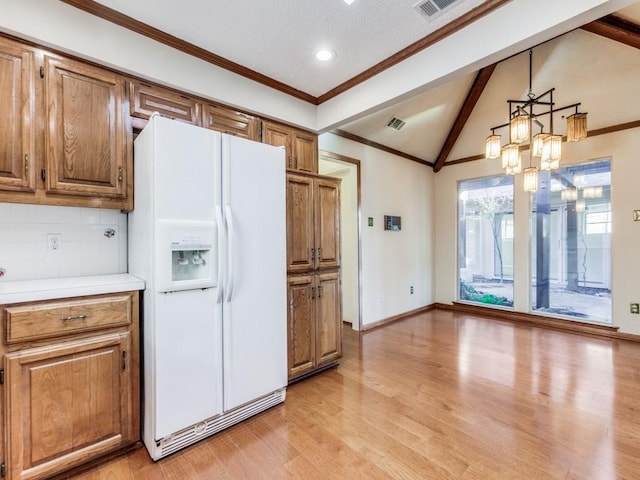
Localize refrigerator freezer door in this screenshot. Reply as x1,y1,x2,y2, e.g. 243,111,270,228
154,289,223,439
221,135,287,411
152,115,220,222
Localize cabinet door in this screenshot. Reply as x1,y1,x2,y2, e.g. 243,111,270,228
0,38,35,192
262,121,292,168
292,131,317,173
5,332,135,480
287,274,316,379
129,80,201,125
203,103,258,140
286,174,315,273
315,178,341,270
45,55,130,198
316,271,342,366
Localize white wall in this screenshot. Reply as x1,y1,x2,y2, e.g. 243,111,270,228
0,203,127,281
319,133,434,328
434,127,640,335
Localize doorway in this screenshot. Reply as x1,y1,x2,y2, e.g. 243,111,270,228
318,150,361,331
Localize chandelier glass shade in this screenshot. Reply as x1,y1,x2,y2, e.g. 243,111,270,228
484,49,589,191
523,167,538,192
502,144,520,172
510,112,530,144
485,134,502,159
540,135,562,170
560,187,578,201
532,133,548,157
566,112,588,142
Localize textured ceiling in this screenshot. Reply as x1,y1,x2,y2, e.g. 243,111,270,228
341,3,640,164
88,1,640,165
94,0,488,97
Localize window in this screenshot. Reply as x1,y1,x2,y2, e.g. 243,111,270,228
530,159,611,324
458,176,514,307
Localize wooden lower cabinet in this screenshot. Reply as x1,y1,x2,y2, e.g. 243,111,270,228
0,291,140,480
287,271,342,381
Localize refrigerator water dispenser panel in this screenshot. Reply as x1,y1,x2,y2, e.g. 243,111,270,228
156,220,218,292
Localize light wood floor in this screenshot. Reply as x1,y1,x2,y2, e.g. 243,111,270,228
73,309,640,479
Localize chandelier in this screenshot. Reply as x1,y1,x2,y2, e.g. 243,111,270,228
484,49,588,192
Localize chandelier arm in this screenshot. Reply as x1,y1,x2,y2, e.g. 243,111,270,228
490,102,584,132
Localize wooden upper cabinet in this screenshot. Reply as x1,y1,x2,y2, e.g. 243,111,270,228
44,55,130,200
293,131,318,173
286,173,340,273
0,38,36,192
315,178,341,271
287,174,315,273
129,80,201,126
202,103,258,140
262,121,292,165
262,121,317,173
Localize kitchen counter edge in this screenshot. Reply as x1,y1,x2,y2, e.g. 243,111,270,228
0,274,146,305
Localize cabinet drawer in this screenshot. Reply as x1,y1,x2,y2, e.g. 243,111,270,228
5,294,131,344
130,80,201,125
202,103,258,140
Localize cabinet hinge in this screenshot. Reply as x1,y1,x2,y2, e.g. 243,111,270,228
258,122,263,140
1,460,5,477
0,369,4,385
40,168,46,182
39,66,44,78
122,351,127,371
24,154,29,173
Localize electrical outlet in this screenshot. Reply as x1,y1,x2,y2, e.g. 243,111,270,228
410,286,414,294
47,234,62,254
631,303,639,314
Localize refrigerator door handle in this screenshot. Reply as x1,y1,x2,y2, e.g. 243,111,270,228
224,205,235,303
215,205,225,304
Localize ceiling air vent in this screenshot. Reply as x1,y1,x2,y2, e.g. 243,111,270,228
386,117,406,131
414,0,460,19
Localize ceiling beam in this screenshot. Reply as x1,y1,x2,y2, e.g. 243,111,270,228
581,15,640,50
331,130,434,168
432,63,496,173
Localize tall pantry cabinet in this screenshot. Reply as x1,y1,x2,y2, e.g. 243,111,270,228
263,122,342,381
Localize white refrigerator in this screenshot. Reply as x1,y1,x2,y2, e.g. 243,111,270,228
128,115,287,460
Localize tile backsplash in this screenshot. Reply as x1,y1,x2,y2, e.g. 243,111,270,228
0,203,127,282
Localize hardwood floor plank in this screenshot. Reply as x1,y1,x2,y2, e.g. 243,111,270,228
78,309,640,479
178,438,233,479
125,447,165,480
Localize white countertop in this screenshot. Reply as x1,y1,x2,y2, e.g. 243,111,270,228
0,274,146,305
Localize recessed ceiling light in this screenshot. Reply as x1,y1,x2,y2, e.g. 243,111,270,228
315,49,335,62
344,0,356,4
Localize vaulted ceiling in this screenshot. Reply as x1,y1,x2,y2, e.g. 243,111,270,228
62,0,640,169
